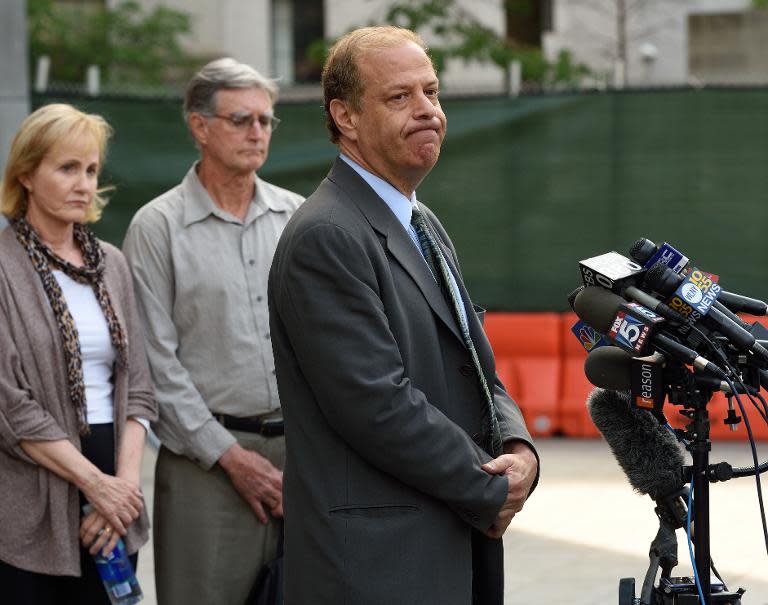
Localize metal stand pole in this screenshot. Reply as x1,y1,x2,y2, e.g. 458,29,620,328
687,396,713,604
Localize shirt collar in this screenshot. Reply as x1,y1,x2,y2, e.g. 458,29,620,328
181,162,293,227
339,154,418,233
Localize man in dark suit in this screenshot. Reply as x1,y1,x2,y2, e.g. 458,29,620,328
268,25,539,605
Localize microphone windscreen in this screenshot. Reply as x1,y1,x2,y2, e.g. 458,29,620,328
629,238,657,265
567,285,584,311
573,286,624,333
584,347,633,390
587,388,684,500
644,262,681,296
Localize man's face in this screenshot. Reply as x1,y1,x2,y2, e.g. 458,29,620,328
197,87,275,175
350,41,447,193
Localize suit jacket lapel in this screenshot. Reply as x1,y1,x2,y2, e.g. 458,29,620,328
327,159,464,343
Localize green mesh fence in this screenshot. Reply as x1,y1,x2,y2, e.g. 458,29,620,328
32,90,768,311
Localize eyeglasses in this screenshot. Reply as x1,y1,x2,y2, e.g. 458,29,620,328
208,112,281,132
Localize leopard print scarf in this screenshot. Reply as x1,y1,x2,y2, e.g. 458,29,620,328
11,218,128,436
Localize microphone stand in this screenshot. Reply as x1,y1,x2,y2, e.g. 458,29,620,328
619,364,748,605
680,385,713,601
663,373,745,605
640,518,679,604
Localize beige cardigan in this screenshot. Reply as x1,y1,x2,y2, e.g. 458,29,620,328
0,227,158,576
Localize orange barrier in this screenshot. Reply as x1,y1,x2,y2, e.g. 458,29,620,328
482,311,768,441
702,392,768,441
558,312,601,437
483,312,561,437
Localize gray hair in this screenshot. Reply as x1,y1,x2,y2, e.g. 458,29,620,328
183,57,279,123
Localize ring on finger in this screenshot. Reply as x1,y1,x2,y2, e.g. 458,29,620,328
104,526,113,537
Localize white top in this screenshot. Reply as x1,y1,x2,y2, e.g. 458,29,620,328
53,270,148,430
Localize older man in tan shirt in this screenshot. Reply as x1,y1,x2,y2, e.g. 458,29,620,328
123,58,303,605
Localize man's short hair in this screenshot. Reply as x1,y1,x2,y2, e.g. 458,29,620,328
322,26,430,144
184,57,279,124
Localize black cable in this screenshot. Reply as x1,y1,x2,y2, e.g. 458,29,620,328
753,391,768,422
716,367,768,477
723,381,768,556
731,460,768,477
709,558,728,592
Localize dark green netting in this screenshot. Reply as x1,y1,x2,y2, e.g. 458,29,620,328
32,90,768,311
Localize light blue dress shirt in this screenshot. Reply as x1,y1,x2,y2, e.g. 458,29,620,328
339,154,468,326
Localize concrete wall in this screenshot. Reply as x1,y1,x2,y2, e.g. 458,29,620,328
118,0,273,77
0,0,30,229
543,0,751,87
84,0,768,91
129,0,507,93
325,0,507,94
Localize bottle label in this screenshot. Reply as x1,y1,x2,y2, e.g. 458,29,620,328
110,581,133,598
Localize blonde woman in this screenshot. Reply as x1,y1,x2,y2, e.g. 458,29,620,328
0,104,157,604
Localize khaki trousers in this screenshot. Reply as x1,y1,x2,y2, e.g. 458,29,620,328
153,431,285,605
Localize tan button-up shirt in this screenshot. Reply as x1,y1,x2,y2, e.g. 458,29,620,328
123,164,303,469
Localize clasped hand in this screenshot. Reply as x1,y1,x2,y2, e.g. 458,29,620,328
80,472,143,554
481,442,538,539
80,508,121,557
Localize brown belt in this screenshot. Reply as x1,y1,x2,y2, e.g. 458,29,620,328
214,414,284,437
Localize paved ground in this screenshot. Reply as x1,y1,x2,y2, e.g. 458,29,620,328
136,438,768,604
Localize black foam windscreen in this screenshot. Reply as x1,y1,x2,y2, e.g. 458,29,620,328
573,286,624,334
587,388,684,501
584,347,633,390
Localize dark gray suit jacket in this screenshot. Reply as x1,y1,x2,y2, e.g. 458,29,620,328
268,158,538,604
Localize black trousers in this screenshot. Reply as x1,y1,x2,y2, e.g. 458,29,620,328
0,424,138,605
472,529,505,605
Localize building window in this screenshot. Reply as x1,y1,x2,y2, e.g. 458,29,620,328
507,0,551,46
293,0,324,83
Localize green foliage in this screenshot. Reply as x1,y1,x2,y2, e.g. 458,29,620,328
306,37,332,70
550,50,592,88
28,0,196,87
754,0,768,8
313,0,590,90
384,0,452,30
511,47,550,83
505,0,534,17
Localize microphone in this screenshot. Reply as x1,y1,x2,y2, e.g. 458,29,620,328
584,346,635,390
645,264,768,360
629,238,689,273
587,388,685,501
644,263,737,323
569,285,613,352
579,251,645,292
584,345,746,396
622,284,711,351
568,285,584,311
623,285,688,324
644,262,760,330
717,290,768,316
573,287,727,378
572,286,664,355
571,319,612,352
584,346,667,415
630,239,766,315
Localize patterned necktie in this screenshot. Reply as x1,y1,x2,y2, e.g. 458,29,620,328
410,207,503,457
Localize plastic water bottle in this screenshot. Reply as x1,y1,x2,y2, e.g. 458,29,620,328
82,505,143,604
